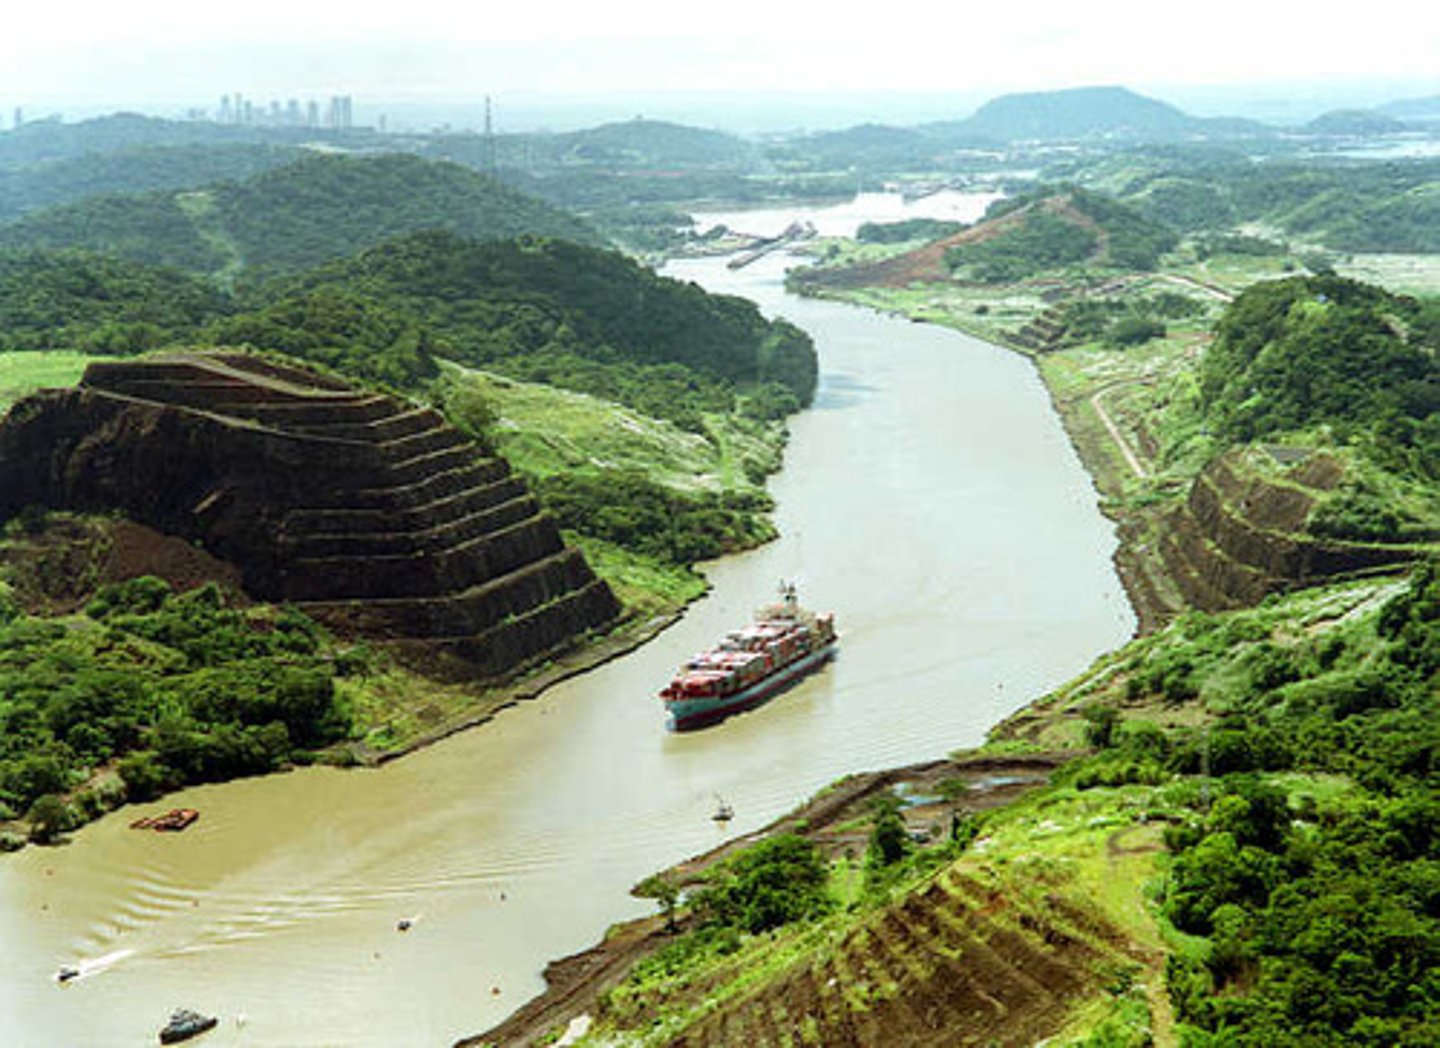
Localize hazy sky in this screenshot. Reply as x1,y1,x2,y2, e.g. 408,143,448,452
4,0,1437,126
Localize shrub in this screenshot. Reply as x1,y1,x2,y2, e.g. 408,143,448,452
695,834,831,934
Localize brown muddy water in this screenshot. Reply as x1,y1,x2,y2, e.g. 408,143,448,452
0,230,1133,1046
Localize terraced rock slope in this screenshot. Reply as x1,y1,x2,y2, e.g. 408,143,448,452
0,351,620,677
1118,447,1430,626
663,866,1140,1048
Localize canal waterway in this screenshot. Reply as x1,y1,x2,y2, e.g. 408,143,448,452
0,194,1134,1046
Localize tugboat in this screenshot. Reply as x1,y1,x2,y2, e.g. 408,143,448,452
661,583,837,731
158,1007,218,1044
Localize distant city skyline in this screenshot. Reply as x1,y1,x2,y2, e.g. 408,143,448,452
3,0,1435,134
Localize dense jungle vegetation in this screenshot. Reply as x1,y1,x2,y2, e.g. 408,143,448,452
0,226,817,427
1199,275,1440,479
1053,564,1440,1046
264,230,816,423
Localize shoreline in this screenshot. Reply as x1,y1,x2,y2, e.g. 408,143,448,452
461,752,1069,1048
364,602,695,767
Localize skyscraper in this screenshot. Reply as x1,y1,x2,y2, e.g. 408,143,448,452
326,95,353,131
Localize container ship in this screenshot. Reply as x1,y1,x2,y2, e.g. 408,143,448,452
660,583,837,730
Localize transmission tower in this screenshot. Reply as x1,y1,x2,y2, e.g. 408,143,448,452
484,95,497,174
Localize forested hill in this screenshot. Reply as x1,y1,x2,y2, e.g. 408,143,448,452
0,113,303,169
0,250,226,352
0,153,602,276
536,118,759,170
211,154,602,271
1200,275,1440,475
0,232,818,428
0,143,304,225
259,230,818,418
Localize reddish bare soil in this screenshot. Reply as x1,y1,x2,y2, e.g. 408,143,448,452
807,208,1031,291
804,196,1109,292
103,519,247,597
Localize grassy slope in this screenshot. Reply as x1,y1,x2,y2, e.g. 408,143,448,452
461,365,780,495
443,362,786,614
0,350,99,411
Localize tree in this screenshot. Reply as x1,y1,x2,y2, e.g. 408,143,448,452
25,793,73,843
696,834,830,934
636,873,681,932
868,795,910,867
1083,704,1122,749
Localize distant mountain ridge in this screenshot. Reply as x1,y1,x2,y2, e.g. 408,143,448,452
924,85,1272,143
1378,94,1440,124
0,112,323,170
1305,109,1412,135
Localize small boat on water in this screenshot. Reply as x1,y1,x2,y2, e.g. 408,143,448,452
158,1007,217,1044
660,582,837,731
130,809,199,832
55,965,80,984
712,796,734,822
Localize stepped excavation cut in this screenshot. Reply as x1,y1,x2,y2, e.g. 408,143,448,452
0,352,621,678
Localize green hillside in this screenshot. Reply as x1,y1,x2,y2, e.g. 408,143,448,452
1200,275,1440,479
996,568,1440,1047
0,113,307,170
210,153,602,273
0,193,227,272
548,118,758,170
263,230,817,425
0,249,227,351
1305,109,1411,135
0,143,302,225
1080,152,1440,253
0,228,818,429
0,153,603,277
